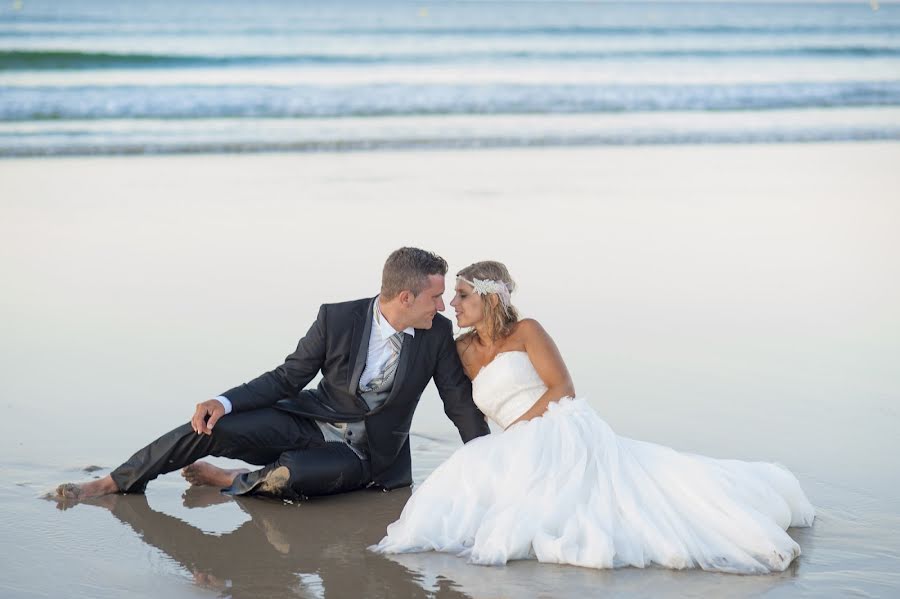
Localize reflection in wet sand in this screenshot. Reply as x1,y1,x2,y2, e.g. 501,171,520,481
385,550,800,599
83,487,472,599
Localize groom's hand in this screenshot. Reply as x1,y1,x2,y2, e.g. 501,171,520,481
191,399,226,435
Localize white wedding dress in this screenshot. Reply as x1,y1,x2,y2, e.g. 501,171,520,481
372,351,815,573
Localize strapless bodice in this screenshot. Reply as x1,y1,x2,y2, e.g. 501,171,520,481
472,351,546,429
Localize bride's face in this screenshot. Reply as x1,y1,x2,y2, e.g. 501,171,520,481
450,282,483,328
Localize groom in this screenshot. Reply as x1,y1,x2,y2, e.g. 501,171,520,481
57,247,490,501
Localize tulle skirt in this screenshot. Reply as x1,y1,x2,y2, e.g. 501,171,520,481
371,398,815,574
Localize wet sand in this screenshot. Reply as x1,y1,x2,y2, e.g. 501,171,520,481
2,143,899,597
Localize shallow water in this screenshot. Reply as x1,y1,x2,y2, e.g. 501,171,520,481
3,0,900,154
1,143,899,597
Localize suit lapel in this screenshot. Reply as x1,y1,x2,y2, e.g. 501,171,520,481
347,297,376,394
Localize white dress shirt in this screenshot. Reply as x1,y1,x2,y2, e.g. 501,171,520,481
359,297,415,388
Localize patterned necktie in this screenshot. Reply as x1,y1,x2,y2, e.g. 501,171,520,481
365,332,404,391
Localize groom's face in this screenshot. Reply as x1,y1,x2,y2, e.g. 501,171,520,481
408,274,446,329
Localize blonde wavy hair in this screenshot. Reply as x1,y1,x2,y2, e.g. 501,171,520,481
456,261,520,342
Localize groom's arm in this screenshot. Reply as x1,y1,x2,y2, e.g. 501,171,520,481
218,304,329,413
431,317,490,442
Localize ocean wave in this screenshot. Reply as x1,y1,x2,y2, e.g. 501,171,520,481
0,50,386,70
2,81,898,121
4,127,899,158
4,46,900,70
3,23,900,38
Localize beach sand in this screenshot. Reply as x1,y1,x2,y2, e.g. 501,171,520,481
2,143,899,597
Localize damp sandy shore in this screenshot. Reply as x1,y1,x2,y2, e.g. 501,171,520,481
2,143,899,598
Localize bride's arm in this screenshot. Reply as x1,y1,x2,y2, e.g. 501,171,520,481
508,319,575,427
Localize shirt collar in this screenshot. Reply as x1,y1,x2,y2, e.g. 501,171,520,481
374,296,415,338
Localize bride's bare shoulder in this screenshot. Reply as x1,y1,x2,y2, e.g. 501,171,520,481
510,318,548,340
509,319,559,355
455,333,479,374
455,332,475,353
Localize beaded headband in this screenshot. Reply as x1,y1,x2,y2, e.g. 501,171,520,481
456,276,512,309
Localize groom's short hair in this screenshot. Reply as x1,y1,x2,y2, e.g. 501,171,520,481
381,247,448,300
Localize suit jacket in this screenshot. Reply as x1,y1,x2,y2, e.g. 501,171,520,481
221,297,490,489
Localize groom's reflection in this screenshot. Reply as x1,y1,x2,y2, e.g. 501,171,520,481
87,487,471,599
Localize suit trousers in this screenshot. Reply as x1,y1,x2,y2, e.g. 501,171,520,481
109,408,372,499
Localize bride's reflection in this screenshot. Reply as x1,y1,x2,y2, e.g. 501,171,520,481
85,487,471,599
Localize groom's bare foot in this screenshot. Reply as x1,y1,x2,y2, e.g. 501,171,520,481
55,475,119,501
181,461,248,488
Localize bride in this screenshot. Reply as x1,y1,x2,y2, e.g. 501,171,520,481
371,261,815,574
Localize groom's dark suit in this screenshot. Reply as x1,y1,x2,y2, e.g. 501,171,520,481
110,297,489,496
